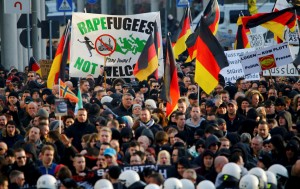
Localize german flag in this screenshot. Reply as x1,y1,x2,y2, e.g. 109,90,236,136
59,79,78,103
194,17,229,94
28,56,42,76
172,7,192,59
133,32,158,81
153,21,161,80
186,0,220,62
273,0,292,43
242,7,299,41
160,34,180,117
47,23,71,89
234,17,251,49
203,0,220,35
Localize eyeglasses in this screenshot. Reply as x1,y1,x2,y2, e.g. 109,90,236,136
0,72,4,74
17,156,26,160
27,75,34,77
153,85,160,88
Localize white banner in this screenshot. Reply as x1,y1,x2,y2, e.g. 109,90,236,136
70,12,163,78
220,48,260,83
263,46,299,76
241,42,293,75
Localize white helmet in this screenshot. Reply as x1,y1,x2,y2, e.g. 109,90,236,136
145,184,160,189
196,180,215,189
94,179,113,189
180,179,195,189
265,171,277,189
268,164,289,179
221,162,242,180
118,170,140,188
239,174,260,189
163,178,183,189
248,167,267,189
36,175,57,189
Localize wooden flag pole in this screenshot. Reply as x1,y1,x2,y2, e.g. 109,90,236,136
104,56,107,88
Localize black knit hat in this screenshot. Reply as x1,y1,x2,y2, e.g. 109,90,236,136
8,91,18,99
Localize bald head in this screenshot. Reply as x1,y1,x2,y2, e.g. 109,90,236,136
214,156,229,173
137,135,150,151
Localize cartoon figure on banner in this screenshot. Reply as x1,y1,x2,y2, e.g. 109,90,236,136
116,34,146,55
78,36,95,57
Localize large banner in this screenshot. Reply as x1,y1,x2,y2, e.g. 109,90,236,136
70,12,163,78
220,48,260,83
241,42,293,76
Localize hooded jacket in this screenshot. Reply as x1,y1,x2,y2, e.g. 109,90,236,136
277,111,293,131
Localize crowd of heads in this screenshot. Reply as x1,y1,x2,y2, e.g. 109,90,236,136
0,62,299,189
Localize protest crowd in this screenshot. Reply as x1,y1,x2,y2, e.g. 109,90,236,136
0,58,299,189
2,1,300,189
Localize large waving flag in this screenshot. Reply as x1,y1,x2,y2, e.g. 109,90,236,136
28,56,42,76
273,0,292,43
47,22,71,89
59,80,78,103
234,17,251,49
194,17,229,94
152,21,161,80
242,6,299,41
133,27,158,81
171,7,192,59
160,34,180,117
186,0,220,62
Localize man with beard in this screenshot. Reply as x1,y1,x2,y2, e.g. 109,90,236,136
64,108,97,151
185,105,206,132
138,108,162,136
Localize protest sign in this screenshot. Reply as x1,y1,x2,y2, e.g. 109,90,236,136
70,12,163,78
263,45,299,76
248,32,265,49
241,42,293,75
220,48,260,83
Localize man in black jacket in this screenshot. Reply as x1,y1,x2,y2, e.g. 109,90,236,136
112,93,134,117
64,108,97,151
9,148,41,188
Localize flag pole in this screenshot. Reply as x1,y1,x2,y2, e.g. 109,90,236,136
58,78,62,134
104,56,107,88
293,9,300,75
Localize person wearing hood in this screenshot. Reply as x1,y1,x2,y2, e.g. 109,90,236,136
64,108,97,151
282,140,299,166
277,111,293,131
